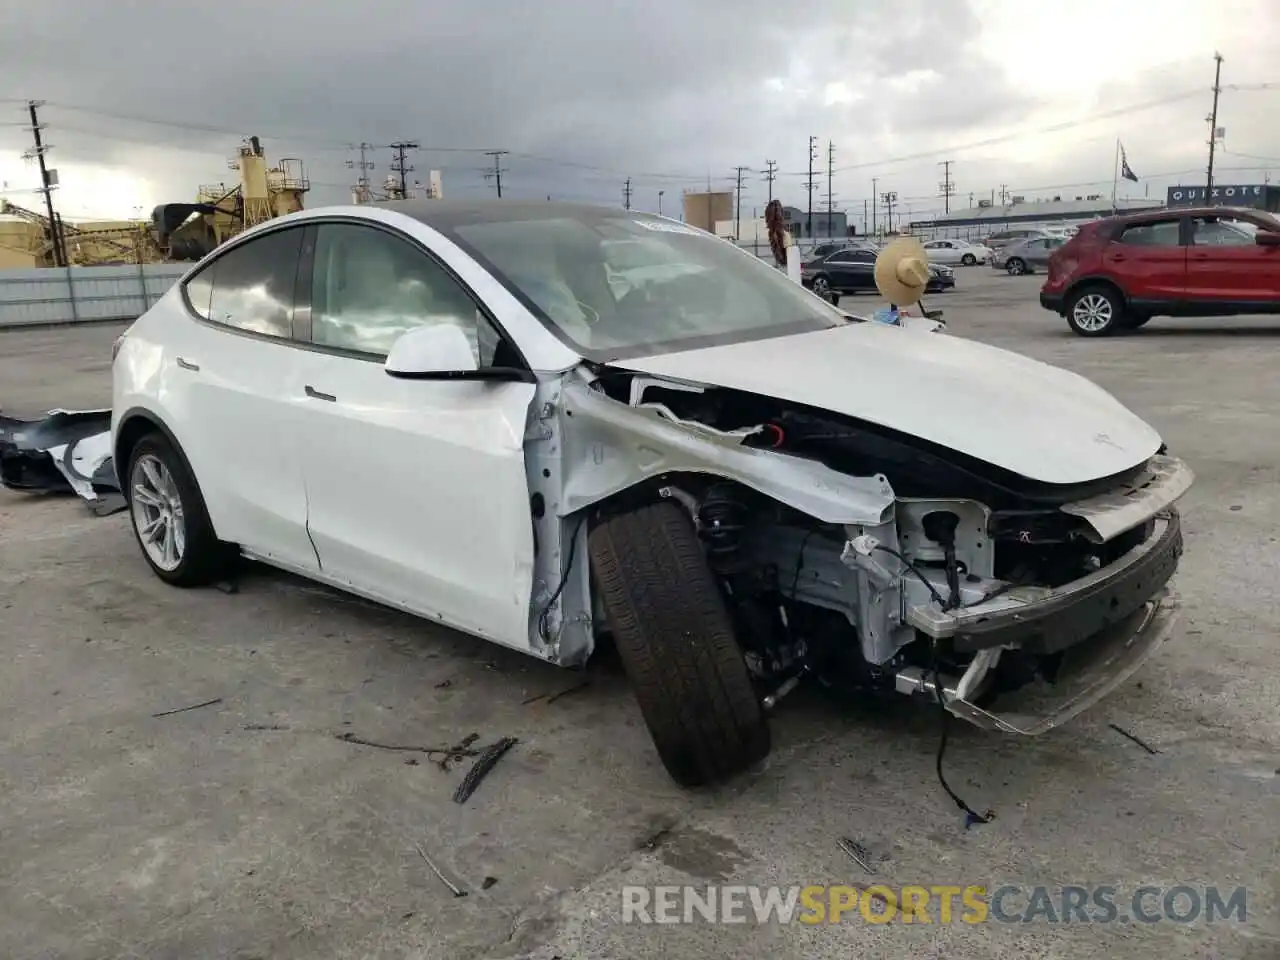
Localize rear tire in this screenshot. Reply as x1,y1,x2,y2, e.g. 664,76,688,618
125,432,236,586
588,500,771,787
1066,285,1124,337
1006,258,1026,276
961,253,976,266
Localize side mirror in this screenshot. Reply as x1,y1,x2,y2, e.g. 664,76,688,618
385,324,477,378
1255,230,1280,247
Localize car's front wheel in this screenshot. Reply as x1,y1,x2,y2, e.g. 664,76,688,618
588,500,771,787
1066,285,1124,337
126,432,235,586
1006,258,1026,276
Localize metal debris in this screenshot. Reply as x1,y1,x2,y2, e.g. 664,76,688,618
413,842,467,898
151,697,223,718
453,737,519,804
836,837,875,875
1109,723,1160,755
334,731,482,766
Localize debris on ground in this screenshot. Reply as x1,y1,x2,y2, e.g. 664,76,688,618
0,408,118,504
334,731,482,767
453,737,519,804
836,837,875,875
413,842,467,898
481,876,498,890
151,697,223,718
522,679,589,706
1109,723,1160,755
437,733,480,772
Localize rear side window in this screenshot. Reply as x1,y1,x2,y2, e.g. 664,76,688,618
182,227,305,338
1118,221,1181,247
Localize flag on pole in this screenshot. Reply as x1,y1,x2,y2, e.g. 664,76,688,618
1119,143,1139,182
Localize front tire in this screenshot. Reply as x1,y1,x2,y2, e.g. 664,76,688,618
588,500,771,787
1006,258,1026,276
125,432,235,586
1066,285,1124,337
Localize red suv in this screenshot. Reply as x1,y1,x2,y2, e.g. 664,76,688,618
1040,206,1280,336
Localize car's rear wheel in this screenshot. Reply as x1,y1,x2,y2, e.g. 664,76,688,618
961,253,976,266
1066,286,1124,337
810,275,833,301
125,432,236,586
588,500,771,787
1006,258,1026,276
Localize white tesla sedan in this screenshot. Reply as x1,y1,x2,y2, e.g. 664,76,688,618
112,201,1192,787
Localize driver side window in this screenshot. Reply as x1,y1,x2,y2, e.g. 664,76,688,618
310,223,503,365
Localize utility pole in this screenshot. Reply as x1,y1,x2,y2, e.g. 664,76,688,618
1206,51,1225,198
623,177,632,210
24,100,64,267
880,191,898,234
733,166,748,239
389,140,419,198
483,150,509,198
825,140,835,238
805,136,818,240
938,160,955,215
871,177,878,235
345,142,376,203
763,159,777,203
999,184,1009,206
658,190,665,215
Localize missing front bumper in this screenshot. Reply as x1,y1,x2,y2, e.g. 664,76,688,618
896,590,1179,735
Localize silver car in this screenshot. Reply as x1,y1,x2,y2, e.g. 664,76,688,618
991,235,1067,275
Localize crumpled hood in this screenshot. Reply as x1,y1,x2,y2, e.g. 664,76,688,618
618,323,1162,486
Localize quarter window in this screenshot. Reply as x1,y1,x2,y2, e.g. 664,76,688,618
1118,221,1181,247
1191,217,1254,246
199,227,304,337
310,223,499,363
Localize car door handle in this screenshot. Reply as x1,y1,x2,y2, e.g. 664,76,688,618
175,357,200,371
304,385,337,402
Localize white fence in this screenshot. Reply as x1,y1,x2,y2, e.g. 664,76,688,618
0,263,188,328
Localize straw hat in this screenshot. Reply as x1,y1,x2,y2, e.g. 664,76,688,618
873,236,931,307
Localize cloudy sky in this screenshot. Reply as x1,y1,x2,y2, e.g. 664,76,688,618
2,0,1278,226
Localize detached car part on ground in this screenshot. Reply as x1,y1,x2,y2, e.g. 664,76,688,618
110,201,1193,789
0,408,118,502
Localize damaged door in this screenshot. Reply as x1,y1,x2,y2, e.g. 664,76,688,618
285,221,538,650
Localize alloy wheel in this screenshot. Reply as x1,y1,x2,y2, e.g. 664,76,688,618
130,453,186,571
812,276,831,299
1072,293,1114,333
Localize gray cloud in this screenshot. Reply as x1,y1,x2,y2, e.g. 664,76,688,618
2,0,1277,221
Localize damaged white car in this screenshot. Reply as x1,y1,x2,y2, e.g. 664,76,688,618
112,201,1192,787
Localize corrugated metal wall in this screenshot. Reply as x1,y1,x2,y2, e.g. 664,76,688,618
0,264,188,328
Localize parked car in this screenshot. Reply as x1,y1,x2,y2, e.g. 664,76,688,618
922,239,991,266
112,200,1192,787
801,247,954,303
1040,206,1280,336
991,235,1068,275
982,228,1051,250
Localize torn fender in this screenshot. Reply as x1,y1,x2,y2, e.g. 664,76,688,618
0,408,118,501
558,381,896,525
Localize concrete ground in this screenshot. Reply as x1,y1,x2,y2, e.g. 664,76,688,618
2,272,1278,959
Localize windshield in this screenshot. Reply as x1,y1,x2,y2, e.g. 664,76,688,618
447,211,846,361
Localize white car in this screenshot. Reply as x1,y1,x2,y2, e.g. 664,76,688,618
112,201,1192,787
922,239,990,266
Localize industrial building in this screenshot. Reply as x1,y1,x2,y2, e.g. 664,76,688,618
1165,182,1279,211
908,195,1162,240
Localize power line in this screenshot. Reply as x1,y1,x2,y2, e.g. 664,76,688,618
389,140,418,198
805,135,818,239
763,159,777,202
483,149,509,198
938,159,955,215
733,166,748,238
1206,52,1225,195
22,100,66,267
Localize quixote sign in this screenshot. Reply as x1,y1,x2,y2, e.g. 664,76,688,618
1166,184,1267,208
